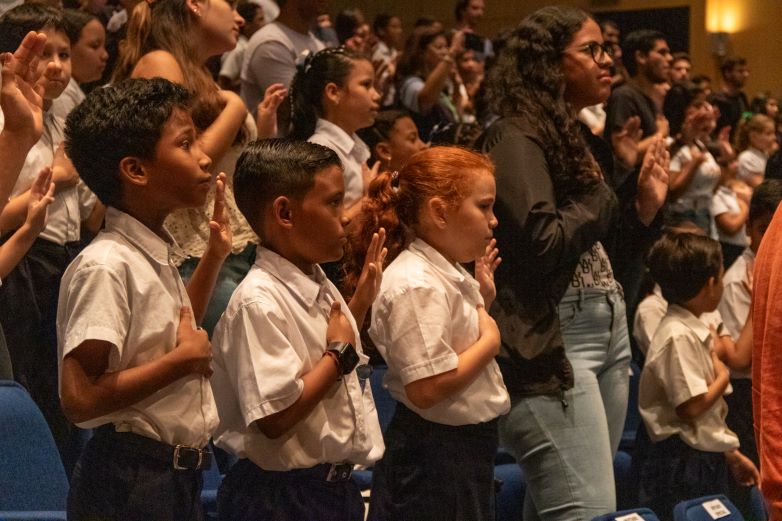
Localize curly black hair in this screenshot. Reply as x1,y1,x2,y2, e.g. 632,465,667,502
65,78,191,207
486,5,601,202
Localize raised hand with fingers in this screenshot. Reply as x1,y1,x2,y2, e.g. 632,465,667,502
207,172,233,260
0,31,47,146
611,115,643,168
348,228,387,326
256,83,287,139
475,238,501,309
24,166,55,235
635,135,670,226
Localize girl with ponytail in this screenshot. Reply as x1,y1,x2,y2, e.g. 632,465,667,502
291,47,381,218
344,146,509,520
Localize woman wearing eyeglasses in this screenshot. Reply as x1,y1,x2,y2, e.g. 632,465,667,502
481,6,668,520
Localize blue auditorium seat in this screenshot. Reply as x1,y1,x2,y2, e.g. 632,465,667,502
592,507,662,521
0,380,68,521
673,494,744,521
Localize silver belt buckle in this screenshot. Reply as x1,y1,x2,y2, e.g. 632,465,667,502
326,462,354,482
173,444,203,470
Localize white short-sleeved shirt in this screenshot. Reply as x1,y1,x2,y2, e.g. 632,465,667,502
50,78,86,122
56,208,218,447
210,247,384,471
633,285,723,356
240,21,324,112
639,304,739,452
219,35,248,83
308,118,370,209
369,239,510,426
710,185,749,246
0,108,96,245
737,147,767,182
718,247,753,379
669,144,722,213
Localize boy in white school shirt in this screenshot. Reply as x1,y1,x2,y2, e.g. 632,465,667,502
637,232,758,519
210,139,386,521
59,78,232,520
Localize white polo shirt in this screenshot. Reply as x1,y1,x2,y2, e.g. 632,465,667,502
0,107,96,245
639,304,739,452
210,246,384,471
56,208,218,448
308,118,370,209
737,147,767,182
369,239,510,426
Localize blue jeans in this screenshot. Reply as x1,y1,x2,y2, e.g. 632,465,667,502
178,244,256,336
499,288,631,521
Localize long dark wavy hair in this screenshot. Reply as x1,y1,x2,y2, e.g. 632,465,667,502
486,6,600,202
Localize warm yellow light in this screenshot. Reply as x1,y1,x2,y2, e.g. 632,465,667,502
706,0,746,34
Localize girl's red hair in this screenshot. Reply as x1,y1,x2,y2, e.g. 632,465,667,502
342,146,494,296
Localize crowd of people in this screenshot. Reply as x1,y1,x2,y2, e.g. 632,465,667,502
2,0,782,519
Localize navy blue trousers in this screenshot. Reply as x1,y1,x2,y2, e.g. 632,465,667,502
217,459,365,521
368,403,499,521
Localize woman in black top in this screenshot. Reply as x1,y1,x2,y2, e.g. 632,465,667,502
481,6,668,519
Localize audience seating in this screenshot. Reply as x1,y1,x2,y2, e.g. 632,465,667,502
0,380,68,521
592,507,662,521
673,494,744,521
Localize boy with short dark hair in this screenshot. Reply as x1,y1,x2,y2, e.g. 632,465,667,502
211,138,386,521
59,77,231,520
638,232,758,519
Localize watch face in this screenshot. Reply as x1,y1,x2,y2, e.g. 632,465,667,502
341,343,360,374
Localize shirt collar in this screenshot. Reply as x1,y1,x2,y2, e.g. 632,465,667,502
667,303,712,343
408,238,479,291
313,118,369,160
254,246,328,308
104,207,179,265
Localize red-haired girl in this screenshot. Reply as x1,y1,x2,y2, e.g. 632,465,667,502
344,146,510,520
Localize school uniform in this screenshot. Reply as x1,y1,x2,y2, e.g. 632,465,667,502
308,118,370,209
637,304,739,519
210,246,384,521
0,108,97,465
367,239,510,521
57,208,218,521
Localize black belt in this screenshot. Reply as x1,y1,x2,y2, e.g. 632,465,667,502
252,461,355,483
96,425,212,471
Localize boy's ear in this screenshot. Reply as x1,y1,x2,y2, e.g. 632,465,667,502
118,157,149,188
375,142,391,164
271,195,294,229
324,82,342,106
426,196,449,229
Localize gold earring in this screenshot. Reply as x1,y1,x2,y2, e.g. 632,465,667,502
192,6,201,15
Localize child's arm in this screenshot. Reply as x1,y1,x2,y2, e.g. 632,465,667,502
712,312,753,370
254,301,351,439
0,144,80,232
668,146,705,200
725,449,759,486
60,307,212,423
714,183,750,236
347,229,387,327
186,173,231,325
0,167,54,278
675,350,730,420
405,305,501,409
0,32,47,209
255,83,287,140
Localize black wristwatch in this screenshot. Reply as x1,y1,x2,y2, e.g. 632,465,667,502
326,341,360,375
